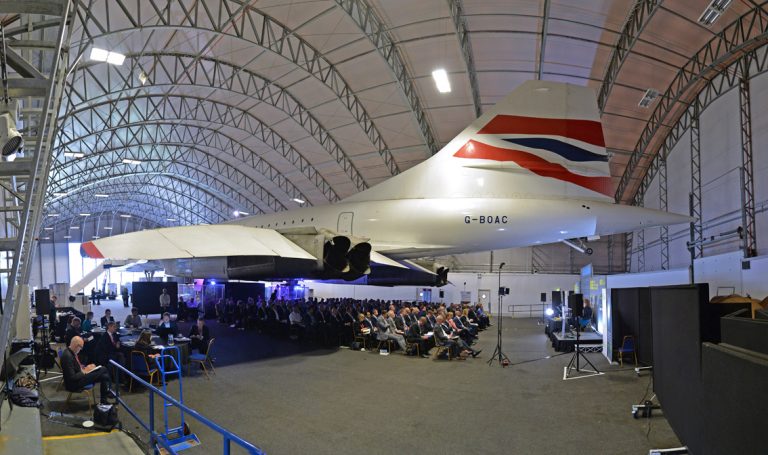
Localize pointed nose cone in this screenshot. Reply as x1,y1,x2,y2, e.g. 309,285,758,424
595,204,693,236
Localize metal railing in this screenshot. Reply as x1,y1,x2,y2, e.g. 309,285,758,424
109,360,264,455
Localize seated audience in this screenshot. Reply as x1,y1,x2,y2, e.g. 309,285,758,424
100,309,115,328
64,317,82,347
155,312,179,341
375,311,407,353
407,316,434,358
124,307,142,329
61,336,112,404
81,312,95,332
189,318,211,354
95,322,126,373
435,315,481,358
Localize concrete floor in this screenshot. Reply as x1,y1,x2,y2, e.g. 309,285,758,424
40,304,681,454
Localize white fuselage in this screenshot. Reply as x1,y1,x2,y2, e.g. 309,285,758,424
229,198,690,259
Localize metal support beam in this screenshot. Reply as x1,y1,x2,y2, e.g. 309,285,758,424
738,60,757,258
73,0,401,176
625,232,634,272
607,235,614,273
538,0,550,80
597,0,663,112
690,100,703,259
659,149,669,270
631,43,768,209
64,52,365,197
335,0,438,156
446,0,482,117
616,5,768,203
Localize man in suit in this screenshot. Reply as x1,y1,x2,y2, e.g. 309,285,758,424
376,311,407,352
189,317,211,354
407,317,433,358
64,317,82,347
434,315,481,358
394,309,409,334
95,322,126,371
100,309,115,328
61,336,112,404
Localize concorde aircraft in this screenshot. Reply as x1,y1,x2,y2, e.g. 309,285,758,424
79,81,690,286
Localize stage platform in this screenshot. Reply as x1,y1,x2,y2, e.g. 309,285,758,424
548,329,602,352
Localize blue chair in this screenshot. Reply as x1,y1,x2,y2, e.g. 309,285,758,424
616,335,637,366
65,383,95,411
189,338,216,379
130,351,159,392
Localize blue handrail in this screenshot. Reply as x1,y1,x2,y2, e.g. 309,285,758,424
110,359,264,455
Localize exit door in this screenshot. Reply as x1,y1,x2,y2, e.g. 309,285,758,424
478,289,491,308
337,212,353,235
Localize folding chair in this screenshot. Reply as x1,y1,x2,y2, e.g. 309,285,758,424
65,383,95,411
130,350,159,392
616,335,638,366
189,338,216,379
433,334,452,360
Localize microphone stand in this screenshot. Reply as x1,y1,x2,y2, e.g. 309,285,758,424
488,263,510,366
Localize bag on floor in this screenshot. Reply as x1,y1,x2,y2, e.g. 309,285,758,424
10,387,39,407
94,403,119,427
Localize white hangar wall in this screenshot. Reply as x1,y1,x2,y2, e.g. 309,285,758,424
631,69,768,274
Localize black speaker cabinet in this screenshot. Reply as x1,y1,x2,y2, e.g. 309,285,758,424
568,293,584,317
35,288,51,315
540,293,547,302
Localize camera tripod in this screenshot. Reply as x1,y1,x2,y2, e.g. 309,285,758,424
487,263,510,367
563,320,601,379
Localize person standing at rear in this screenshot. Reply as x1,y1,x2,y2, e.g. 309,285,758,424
159,288,171,314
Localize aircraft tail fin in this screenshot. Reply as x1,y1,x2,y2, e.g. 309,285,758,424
344,81,614,203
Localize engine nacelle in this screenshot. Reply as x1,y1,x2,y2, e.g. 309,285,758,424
161,229,372,282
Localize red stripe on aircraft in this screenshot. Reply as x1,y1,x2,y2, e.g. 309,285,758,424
478,115,605,147
81,241,104,259
454,140,613,197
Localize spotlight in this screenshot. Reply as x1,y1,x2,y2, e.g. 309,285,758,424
0,102,23,162
545,308,555,317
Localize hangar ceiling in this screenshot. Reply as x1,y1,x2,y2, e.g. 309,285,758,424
19,0,767,238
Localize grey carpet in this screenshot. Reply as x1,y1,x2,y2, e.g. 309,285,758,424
40,317,681,454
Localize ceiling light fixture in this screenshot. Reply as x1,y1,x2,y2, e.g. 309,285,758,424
103,226,113,230
48,213,60,217
92,235,101,239
0,101,23,162
122,158,142,165
42,237,50,240
119,214,131,218
90,47,125,65
94,193,109,198
638,89,659,108
53,192,67,197
166,218,177,222
233,210,249,217
63,152,85,158
291,198,305,204
63,235,72,239
698,0,732,26
43,227,53,231
79,213,90,216
432,68,451,93
138,71,148,85
69,226,80,230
